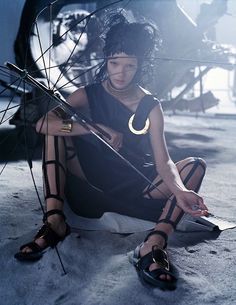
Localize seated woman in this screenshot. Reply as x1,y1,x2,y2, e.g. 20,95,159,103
15,13,208,291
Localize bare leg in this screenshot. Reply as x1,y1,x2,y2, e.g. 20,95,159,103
140,157,206,281
21,135,86,253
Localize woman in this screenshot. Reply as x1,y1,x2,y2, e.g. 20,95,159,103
15,14,208,290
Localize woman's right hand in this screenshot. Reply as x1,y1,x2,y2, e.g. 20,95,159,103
175,189,208,217
96,124,123,151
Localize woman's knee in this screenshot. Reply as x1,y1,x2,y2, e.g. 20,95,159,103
177,157,206,170
177,157,207,181
194,157,207,174
191,157,206,171
176,157,206,192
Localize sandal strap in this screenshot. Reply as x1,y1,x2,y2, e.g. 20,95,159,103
152,245,169,270
136,245,169,271
156,219,177,229
19,241,42,252
44,195,64,204
34,222,70,248
144,230,168,249
43,209,66,223
136,251,153,270
43,160,66,174
149,268,177,283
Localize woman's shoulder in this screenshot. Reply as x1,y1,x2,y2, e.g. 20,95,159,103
67,86,89,107
138,85,160,106
131,86,161,130
67,82,103,106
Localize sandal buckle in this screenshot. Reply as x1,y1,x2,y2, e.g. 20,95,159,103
152,245,170,271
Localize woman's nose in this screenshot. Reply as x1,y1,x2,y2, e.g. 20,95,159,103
117,66,126,77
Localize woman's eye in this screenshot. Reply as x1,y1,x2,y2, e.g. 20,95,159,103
110,61,118,66
127,64,136,69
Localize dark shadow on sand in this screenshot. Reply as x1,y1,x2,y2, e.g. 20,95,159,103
166,131,214,143
0,127,42,162
170,229,221,248
165,131,220,162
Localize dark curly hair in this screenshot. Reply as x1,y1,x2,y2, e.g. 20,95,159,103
95,13,159,84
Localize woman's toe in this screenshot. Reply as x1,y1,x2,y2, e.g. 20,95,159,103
21,246,31,253
160,274,172,281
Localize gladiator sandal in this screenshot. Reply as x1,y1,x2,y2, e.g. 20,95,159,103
129,219,178,290
14,209,71,261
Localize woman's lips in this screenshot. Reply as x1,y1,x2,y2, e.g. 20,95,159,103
114,79,125,85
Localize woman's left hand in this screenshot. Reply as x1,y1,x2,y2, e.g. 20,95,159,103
175,190,208,217
96,124,123,151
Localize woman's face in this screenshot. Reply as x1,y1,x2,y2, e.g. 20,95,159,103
107,52,138,89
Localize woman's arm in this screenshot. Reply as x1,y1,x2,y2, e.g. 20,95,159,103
35,88,96,136
35,88,124,149
149,104,186,194
148,104,208,216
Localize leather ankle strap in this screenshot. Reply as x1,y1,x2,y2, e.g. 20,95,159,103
43,209,65,223
156,219,177,230
144,230,168,249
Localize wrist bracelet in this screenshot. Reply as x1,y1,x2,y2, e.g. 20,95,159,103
61,119,73,133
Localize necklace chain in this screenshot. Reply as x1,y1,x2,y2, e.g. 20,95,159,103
105,80,138,100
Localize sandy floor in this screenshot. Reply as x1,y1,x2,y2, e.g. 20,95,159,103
0,113,236,305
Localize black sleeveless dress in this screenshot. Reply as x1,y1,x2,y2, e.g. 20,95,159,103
65,83,166,222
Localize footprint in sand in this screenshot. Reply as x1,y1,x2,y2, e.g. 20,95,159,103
185,247,200,253
209,250,217,254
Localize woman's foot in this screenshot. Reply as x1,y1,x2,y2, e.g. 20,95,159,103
14,209,71,261
20,214,67,254
139,234,172,281
129,229,177,290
